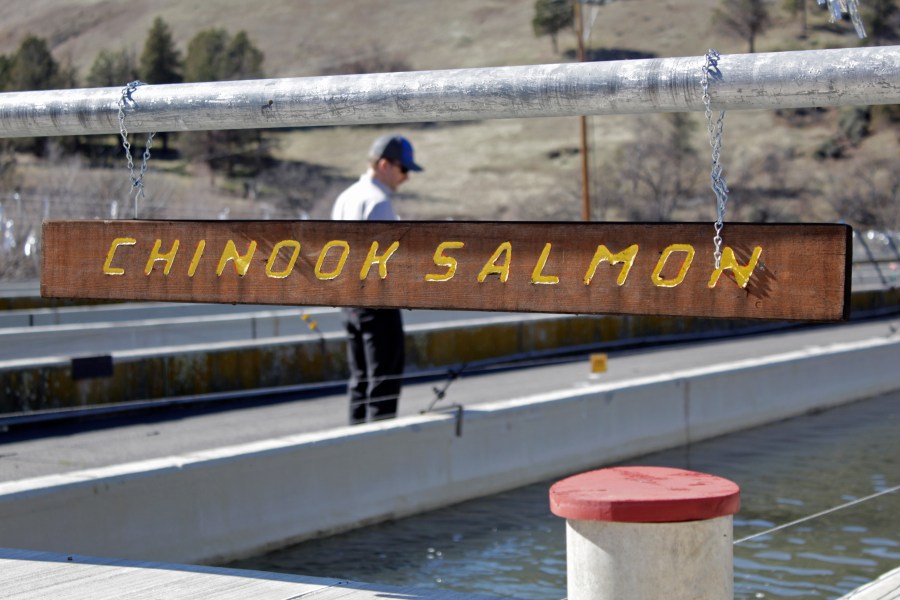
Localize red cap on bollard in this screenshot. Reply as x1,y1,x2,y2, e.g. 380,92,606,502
549,466,740,523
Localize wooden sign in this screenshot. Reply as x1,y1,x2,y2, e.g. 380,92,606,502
41,220,852,321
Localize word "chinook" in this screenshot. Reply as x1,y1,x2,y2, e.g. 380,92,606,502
103,237,763,289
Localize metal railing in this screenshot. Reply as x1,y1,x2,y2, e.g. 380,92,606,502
853,230,900,290
0,46,897,138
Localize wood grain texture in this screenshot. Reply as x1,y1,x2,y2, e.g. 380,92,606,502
41,220,852,321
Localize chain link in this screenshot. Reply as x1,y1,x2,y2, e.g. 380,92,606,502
701,49,729,270
817,0,867,39
117,81,156,219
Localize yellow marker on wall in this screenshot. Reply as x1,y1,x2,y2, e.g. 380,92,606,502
590,353,608,374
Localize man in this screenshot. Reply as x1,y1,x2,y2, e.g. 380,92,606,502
331,134,423,424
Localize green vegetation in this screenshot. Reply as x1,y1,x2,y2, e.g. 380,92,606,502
183,28,266,176
3,35,61,91
87,48,139,88
532,0,574,53
139,17,183,85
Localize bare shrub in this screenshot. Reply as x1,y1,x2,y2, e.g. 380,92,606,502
727,149,806,223
503,177,583,221
614,113,703,221
318,44,412,76
820,159,899,230
257,159,353,219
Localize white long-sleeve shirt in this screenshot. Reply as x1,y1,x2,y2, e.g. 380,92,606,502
331,172,398,221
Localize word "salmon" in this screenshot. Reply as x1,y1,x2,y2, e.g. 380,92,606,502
103,237,763,289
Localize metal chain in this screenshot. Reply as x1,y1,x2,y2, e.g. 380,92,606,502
117,81,156,219
817,0,867,38
701,49,729,270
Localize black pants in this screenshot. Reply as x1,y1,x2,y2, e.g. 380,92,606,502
343,308,405,424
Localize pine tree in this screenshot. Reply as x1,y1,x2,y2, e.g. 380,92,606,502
3,35,72,154
7,35,60,91
139,17,183,85
224,31,265,80
184,28,229,83
183,28,267,177
87,48,139,88
533,0,573,53
140,18,182,152
0,54,10,91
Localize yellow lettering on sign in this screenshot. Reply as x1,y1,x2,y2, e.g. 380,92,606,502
187,240,206,278
266,240,301,279
478,242,512,283
583,244,638,286
651,244,695,288
103,237,136,275
426,241,465,282
360,241,400,280
216,239,257,277
314,240,350,280
708,246,762,289
531,243,559,285
144,239,180,276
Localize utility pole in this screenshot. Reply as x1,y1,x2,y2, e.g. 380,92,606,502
575,1,591,221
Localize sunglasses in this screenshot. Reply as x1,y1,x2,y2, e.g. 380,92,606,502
390,160,409,175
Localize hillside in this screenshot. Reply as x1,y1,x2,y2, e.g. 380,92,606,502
0,0,896,232
0,0,871,76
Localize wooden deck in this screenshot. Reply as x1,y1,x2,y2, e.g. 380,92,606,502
0,548,504,600
839,566,900,599
5,546,899,599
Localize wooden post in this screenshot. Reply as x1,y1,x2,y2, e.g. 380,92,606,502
575,0,592,222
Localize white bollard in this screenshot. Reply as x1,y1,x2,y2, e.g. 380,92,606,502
549,466,740,600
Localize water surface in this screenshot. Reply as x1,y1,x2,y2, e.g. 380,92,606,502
230,391,899,599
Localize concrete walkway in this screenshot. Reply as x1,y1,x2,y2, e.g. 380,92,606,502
0,316,898,598
1,316,898,482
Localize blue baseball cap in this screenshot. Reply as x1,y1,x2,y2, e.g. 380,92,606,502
369,134,423,172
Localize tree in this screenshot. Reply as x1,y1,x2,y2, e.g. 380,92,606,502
183,28,267,178
783,0,808,38
713,0,772,53
139,17,183,85
0,54,10,91
5,35,60,92
184,28,229,83
184,28,265,82
2,36,77,155
822,160,898,230
87,48,139,88
223,31,265,80
139,17,183,152
533,0,573,53
861,0,899,44
616,114,702,221
0,140,16,190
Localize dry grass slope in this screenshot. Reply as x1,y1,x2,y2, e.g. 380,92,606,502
0,0,896,230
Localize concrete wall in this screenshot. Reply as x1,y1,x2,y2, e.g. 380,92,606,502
0,336,897,565
0,313,741,412
3,287,897,412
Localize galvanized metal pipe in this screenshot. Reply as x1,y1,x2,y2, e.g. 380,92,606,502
0,46,897,138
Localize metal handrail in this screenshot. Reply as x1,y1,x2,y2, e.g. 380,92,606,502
0,46,897,138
